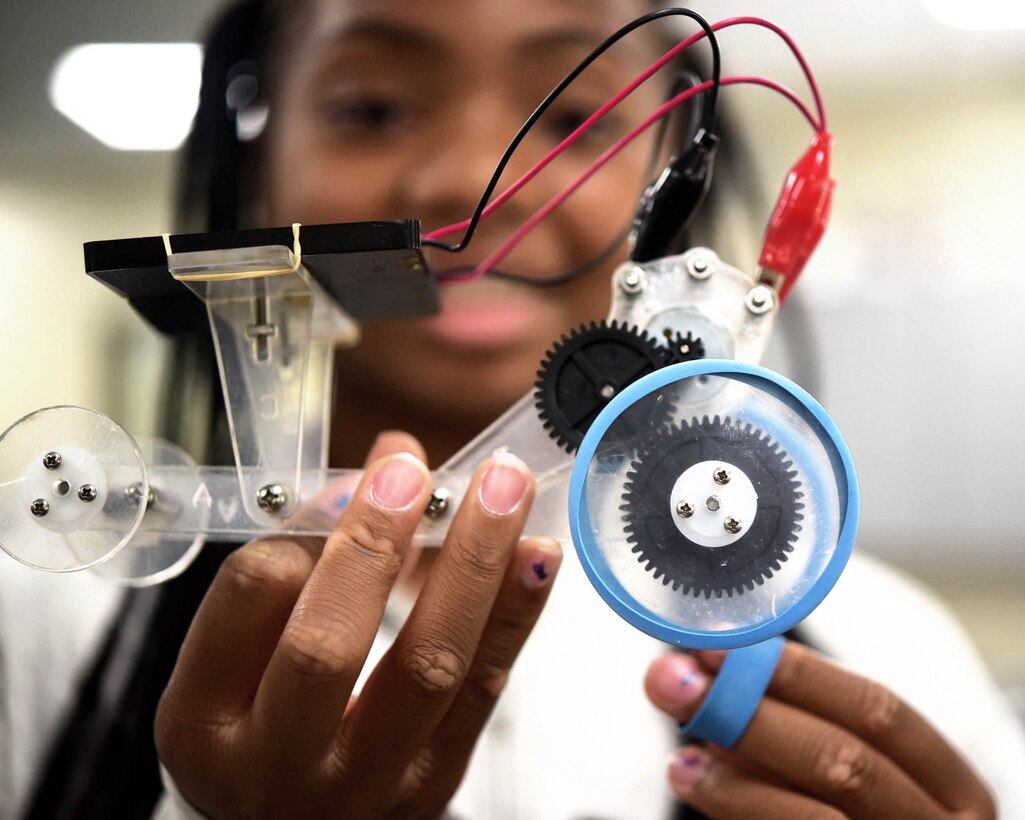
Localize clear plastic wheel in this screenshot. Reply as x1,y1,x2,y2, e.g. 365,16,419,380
0,406,148,572
88,436,207,586
568,360,858,649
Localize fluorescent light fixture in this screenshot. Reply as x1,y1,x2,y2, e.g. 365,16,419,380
49,43,202,151
921,0,1025,29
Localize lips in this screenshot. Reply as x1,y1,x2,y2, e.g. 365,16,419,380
419,284,540,350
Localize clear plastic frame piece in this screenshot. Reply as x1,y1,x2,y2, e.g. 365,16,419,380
0,244,852,613
0,406,149,572
569,360,859,649
88,436,208,586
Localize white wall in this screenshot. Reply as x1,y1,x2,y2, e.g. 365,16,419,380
0,154,172,435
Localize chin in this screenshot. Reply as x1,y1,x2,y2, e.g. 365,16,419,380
411,355,535,423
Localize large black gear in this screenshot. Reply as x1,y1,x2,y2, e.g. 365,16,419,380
621,415,804,598
535,320,670,453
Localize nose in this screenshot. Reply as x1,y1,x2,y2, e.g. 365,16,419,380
398,91,543,240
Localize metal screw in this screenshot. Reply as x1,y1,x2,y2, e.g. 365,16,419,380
745,285,775,315
724,516,743,534
619,267,646,295
125,483,156,508
686,255,713,280
30,499,50,517
78,484,98,503
43,451,62,470
706,495,721,512
675,500,695,519
256,484,288,514
713,467,731,485
53,480,71,497
425,488,453,520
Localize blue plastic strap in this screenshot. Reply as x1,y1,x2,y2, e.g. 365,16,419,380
680,636,785,748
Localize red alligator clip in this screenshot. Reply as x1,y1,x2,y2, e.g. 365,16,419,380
757,131,835,303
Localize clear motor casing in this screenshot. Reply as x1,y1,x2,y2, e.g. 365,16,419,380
569,360,858,649
611,248,777,367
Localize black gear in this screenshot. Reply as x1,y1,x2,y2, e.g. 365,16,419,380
665,330,706,364
621,415,804,598
535,320,670,453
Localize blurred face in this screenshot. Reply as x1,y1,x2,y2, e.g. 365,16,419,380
261,0,665,442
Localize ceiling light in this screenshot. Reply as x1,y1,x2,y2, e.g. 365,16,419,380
49,43,202,151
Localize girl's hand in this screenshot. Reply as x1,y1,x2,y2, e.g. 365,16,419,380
645,642,996,820
155,433,561,818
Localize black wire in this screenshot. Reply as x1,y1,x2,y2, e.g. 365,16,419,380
480,68,701,289
422,7,720,255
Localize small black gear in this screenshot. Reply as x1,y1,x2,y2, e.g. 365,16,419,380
664,330,706,364
535,320,670,453
621,415,804,598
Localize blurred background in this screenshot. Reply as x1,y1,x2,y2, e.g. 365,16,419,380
0,0,1022,705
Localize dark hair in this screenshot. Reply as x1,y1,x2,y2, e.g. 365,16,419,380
176,0,268,233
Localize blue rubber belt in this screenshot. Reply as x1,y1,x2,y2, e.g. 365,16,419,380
681,636,786,748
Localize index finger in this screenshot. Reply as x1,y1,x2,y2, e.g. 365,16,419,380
340,452,535,781
247,452,432,769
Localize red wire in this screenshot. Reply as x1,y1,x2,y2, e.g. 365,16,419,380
438,77,816,285
423,16,826,245
724,16,827,132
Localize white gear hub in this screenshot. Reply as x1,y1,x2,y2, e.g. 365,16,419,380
669,459,758,548
20,445,109,533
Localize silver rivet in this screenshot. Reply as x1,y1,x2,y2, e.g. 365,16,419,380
706,495,721,512
53,480,71,497
125,483,155,508
256,484,288,514
724,516,743,534
78,484,98,503
31,498,50,517
599,384,616,400
43,451,62,470
425,488,453,520
713,467,731,485
687,255,713,280
675,500,695,519
745,285,775,315
619,267,646,295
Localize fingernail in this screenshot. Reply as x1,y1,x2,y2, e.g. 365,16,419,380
648,654,707,710
479,452,530,515
668,747,708,792
521,539,562,590
370,454,427,511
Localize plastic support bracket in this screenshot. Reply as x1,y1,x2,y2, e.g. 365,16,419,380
680,635,785,748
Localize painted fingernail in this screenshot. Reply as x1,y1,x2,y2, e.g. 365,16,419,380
480,452,530,515
370,453,427,511
647,654,707,710
312,480,357,516
521,539,563,590
668,747,708,793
